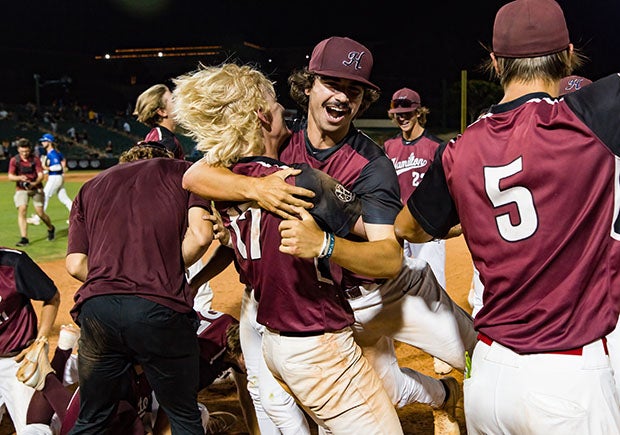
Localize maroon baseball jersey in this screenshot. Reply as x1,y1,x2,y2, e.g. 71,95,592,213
217,156,354,334
144,126,185,160
383,130,442,202
0,247,58,355
196,310,239,388
279,126,402,289
408,73,620,353
68,158,210,319
8,154,43,190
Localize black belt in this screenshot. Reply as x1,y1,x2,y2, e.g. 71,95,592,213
267,327,326,337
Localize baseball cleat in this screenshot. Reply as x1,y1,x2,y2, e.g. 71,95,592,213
47,225,55,241
432,376,464,434
27,214,41,225
205,411,238,434
434,357,453,375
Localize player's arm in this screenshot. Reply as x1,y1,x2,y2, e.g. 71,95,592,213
182,206,214,268
14,290,59,363
66,253,89,282
279,207,402,278
182,158,315,219
394,206,434,243
7,161,27,182
189,245,236,293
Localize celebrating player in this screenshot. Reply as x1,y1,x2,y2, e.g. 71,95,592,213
174,62,404,434
395,0,620,432
182,37,475,433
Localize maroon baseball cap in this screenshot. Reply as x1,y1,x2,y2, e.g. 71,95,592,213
309,36,379,90
388,88,421,114
493,0,570,58
559,75,592,96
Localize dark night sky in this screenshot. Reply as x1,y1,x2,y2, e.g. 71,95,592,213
2,0,619,122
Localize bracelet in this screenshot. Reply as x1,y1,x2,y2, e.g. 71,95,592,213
319,233,335,259
317,232,329,258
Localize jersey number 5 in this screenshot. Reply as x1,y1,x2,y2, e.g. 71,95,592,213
484,157,538,242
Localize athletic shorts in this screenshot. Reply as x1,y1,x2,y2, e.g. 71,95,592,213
14,190,44,208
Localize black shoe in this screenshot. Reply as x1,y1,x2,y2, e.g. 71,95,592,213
47,226,55,241
16,237,29,247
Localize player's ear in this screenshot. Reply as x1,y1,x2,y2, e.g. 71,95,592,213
257,108,272,125
490,52,500,76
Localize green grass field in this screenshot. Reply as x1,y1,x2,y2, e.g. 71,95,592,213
0,174,97,263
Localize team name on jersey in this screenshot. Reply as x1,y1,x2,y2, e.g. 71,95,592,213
391,153,428,175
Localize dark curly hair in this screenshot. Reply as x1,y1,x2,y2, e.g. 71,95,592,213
288,68,380,118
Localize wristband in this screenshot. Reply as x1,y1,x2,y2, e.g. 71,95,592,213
320,233,335,259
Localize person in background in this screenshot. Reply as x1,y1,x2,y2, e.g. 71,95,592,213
395,0,620,432
34,134,73,225
7,138,55,246
134,83,185,160
383,87,461,376
0,247,60,433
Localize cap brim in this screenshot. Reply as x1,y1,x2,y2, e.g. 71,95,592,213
388,105,419,114
311,69,380,90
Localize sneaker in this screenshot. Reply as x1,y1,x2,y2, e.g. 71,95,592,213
433,377,463,435
16,337,56,391
434,357,453,375
58,324,80,351
47,226,55,241
212,368,234,385
205,411,237,434
27,214,41,225
16,237,29,247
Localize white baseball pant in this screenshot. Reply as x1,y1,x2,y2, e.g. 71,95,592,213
465,337,620,434
240,288,310,435
0,356,37,433
348,256,477,372
43,174,72,212
405,239,446,288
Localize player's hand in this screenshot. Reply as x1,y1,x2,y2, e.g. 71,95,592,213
14,336,47,364
278,206,324,258
203,207,231,247
251,169,315,220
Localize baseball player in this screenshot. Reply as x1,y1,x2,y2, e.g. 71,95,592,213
0,247,60,433
66,142,214,434
39,134,73,219
181,38,475,433
134,83,185,160
395,0,620,432
383,87,460,375
174,63,405,434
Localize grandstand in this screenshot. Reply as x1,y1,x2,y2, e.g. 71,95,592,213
0,102,200,171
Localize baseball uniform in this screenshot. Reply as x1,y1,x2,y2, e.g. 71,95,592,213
217,156,404,434
408,73,620,433
0,247,58,433
280,126,476,399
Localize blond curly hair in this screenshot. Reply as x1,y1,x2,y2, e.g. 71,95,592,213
172,63,275,168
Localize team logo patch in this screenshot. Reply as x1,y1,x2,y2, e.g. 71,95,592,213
334,184,354,202
343,51,365,71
